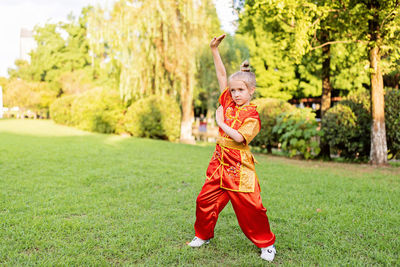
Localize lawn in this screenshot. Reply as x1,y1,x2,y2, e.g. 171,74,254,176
0,119,399,266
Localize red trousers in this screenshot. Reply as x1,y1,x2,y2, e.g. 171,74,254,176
194,176,276,248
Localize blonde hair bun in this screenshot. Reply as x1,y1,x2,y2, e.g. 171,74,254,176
240,60,251,72
228,59,256,89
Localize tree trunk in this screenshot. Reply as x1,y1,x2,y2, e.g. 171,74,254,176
368,4,388,165
180,74,195,144
319,30,332,159
369,46,387,165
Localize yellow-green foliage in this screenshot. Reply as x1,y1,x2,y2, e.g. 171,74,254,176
4,79,57,114
50,95,75,125
125,95,181,141
50,88,124,134
70,88,124,134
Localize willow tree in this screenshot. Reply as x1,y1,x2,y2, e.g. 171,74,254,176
88,0,218,142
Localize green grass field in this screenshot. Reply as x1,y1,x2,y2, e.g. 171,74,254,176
0,119,399,266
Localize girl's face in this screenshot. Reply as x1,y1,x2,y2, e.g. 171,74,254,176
228,79,255,106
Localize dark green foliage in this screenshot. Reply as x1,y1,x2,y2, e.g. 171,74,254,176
125,96,181,141
50,95,75,125
340,90,372,156
252,98,294,152
273,108,321,159
322,104,360,158
322,89,371,160
385,88,400,159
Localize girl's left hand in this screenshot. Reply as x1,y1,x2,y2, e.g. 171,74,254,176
215,106,224,126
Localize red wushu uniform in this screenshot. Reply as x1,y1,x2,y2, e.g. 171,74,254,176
194,88,275,248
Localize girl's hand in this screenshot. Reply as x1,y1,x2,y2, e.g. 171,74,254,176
210,34,226,49
215,106,224,126
215,105,245,143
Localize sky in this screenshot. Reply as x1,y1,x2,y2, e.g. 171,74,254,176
0,0,237,78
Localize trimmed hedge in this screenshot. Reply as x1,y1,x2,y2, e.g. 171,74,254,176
124,95,181,141
252,98,294,153
385,88,400,159
50,88,124,134
322,89,371,160
272,108,321,159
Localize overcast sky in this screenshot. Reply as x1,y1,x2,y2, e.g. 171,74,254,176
0,0,236,78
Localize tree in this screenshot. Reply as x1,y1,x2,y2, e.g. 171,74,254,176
3,79,56,117
236,1,301,100
331,0,400,164
8,7,95,96
88,0,221,142
236,0,350,159
236,0,400,164
359,0,400,165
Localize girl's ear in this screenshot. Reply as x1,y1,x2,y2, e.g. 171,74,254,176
249,87,255,96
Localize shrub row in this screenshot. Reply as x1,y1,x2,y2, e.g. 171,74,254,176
50,88,399,159
254,88,400,160
321,88,400,160
50,89,181,141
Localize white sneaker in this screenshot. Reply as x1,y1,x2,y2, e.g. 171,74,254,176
260,245,276,262
187,236,210,247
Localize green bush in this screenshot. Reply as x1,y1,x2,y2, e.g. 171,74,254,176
340,89,371,155
322,89,371,160
5,79,57,118
50,95,75,125
125,95,181,141
272,108,321,159
70,88,124,134
322,104,362,159
385,88,400,159
252,98,294,153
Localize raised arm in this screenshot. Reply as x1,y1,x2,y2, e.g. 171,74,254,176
210,34,228,92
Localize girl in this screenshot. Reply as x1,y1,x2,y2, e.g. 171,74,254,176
188,34,276,262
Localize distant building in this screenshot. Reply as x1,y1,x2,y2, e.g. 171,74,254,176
19,28,36,62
